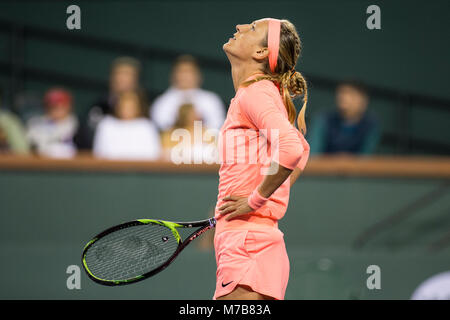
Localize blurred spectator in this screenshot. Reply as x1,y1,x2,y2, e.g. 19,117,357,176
13,91,43,124
411,271,450,300
161,103,218,164
0,89,30,154
74,56,148,150
93,90,161,160
27,88,78,158
309,81,380,155
150,55,225,131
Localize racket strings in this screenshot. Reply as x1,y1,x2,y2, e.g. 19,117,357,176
84,224,179,281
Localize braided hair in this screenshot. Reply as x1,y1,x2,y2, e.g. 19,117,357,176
243,20,308,134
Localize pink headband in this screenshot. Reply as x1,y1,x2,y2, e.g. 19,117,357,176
268,18,281,73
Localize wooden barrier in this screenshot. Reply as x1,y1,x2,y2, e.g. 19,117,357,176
0,154,449,178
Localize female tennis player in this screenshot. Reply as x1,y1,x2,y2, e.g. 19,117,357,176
213,18,310,300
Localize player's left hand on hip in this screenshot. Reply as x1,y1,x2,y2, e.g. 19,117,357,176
219,195,253,221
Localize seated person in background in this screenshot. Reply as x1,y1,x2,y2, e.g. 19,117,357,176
0,89,30,154
27,88,78,158
160,103,218,164
150,55,225,132
93,90,161,160
75,56,148,150
309,80,380,155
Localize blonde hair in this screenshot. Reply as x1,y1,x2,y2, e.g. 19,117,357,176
243,19,308,134
115,90,145,118
174,103,196,128
111,56,141,73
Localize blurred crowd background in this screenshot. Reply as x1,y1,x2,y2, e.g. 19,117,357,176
0,0,449,300
0,53,384,161
0,1,448,161
1,54,226,161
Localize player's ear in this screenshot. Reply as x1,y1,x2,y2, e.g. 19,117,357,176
252,46,269,62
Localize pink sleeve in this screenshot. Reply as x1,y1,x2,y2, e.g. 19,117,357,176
240,84,304,170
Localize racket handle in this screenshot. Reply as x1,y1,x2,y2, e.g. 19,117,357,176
209,218,217,228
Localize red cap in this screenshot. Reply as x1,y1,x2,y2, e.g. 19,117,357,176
44,88,72,108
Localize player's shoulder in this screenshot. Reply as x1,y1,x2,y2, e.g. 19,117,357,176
238,79,280,106
243,79,279,97
248,78,277,89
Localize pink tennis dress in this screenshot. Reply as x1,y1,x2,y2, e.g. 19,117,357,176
213,76,310,300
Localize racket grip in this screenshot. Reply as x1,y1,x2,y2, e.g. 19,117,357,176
209,218,217,227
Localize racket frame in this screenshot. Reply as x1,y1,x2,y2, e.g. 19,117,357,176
81,217,216,286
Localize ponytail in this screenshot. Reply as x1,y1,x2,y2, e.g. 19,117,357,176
279,69,308,134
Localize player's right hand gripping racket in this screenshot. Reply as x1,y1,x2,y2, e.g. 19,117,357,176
81,217,216,286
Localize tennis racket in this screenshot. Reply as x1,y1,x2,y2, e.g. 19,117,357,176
81,217,216,286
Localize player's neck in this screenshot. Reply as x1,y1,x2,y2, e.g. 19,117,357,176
230,62,264,92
